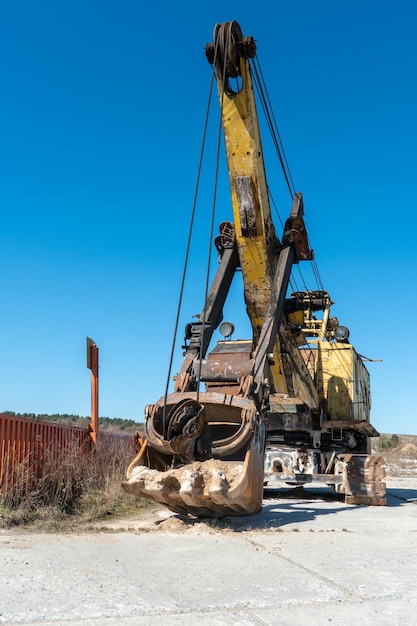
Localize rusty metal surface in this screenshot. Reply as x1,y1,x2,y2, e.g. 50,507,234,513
337,454,386,505
0,412,90,495
86,338,99,443
323,420,380,437
122,392,266,517
264,447,386,505
123,438,265,517
0,413,136,498
265,411,313,432
197,340,253,382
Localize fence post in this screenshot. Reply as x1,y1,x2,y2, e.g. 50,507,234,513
86,337,99,444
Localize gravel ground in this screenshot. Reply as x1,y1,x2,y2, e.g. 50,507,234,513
0,476,416,626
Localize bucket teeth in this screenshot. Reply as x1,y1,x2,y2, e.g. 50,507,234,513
207,471,244,513
178,471,204,508
122,458,262,517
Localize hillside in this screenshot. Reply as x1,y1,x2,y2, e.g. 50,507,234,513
372,433,417,477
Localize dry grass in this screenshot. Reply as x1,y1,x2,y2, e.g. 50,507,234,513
0,436,148,530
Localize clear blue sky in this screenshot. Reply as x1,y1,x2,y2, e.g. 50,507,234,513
1,1,416,434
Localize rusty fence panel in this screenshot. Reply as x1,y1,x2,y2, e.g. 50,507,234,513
0,412,91,496
0,413,137,499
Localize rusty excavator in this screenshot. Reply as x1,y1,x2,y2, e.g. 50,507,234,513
122,21,386,516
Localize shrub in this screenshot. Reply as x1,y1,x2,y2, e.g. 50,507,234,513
0,434,144,527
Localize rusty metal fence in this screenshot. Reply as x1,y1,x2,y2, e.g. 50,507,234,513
0,412,136,499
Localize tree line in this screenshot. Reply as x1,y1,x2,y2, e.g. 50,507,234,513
3,412,143,433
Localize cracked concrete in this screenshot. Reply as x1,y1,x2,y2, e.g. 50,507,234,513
0,477,416,625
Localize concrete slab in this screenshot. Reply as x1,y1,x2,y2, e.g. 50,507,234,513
0,477,415,625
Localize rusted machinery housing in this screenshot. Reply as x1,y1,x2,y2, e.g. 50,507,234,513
122,21,385,516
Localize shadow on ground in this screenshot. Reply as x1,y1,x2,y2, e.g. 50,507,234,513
386,488,417,506
155,484,417,532
155,486,350,532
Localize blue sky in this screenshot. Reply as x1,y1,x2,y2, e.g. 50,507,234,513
1,1,416,434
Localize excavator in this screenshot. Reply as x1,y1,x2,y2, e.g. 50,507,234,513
122,21,385,516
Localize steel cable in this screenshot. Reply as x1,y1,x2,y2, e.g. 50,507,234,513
251,54,325,296
252,57,296,199
162,46,219,430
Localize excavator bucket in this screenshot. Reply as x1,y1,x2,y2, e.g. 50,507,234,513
122,392,265,517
